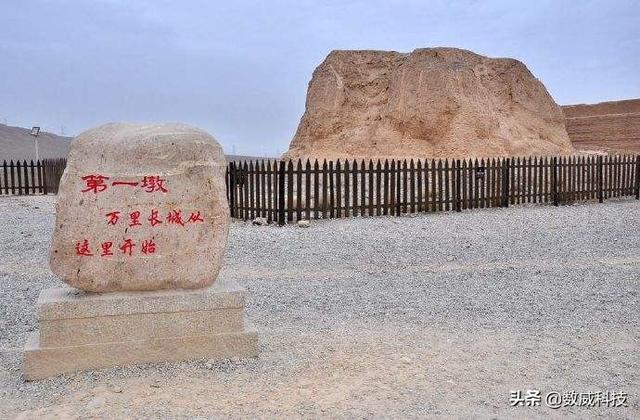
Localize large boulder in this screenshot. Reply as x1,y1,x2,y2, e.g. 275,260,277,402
49,123,230,292
285,48,574,160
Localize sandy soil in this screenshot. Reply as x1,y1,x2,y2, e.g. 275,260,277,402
0,195,638,418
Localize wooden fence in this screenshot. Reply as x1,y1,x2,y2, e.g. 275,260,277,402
3,155,639,225
0,158,66,195
226,155,640,225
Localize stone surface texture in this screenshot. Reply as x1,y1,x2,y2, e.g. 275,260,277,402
49,123,230,292
562,98,640,154
24,329,258,381
37,277,246,346
285,48,574,160
37,277,246,319
39,309,245,347
24,278,258,380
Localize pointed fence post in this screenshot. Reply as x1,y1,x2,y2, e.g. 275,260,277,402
16,160,23,195
313,159,320,220
2,160,8,195
29,160,35,194
278,160,286,226
552,156,559,206
501,158,510,208
305,159,312,220
287,160,294,222
597,155,604,203
635,154,640,200
41,160,48,195
455,159,461,212
229,162,236,218
296,159,303,221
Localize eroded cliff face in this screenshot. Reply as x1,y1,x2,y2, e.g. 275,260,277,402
563,99,640,154
285,48,574,160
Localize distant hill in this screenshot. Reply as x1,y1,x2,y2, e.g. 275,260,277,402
0,124,71,161
0,123,271,162
225,155,277,162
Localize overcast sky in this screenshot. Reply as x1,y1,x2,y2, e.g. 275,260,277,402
1,0,638,156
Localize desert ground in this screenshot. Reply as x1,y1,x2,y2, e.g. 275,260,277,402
0,195,638,418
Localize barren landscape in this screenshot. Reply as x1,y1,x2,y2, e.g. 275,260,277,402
563,99,640,154
1,1,638,417
1,195,638,418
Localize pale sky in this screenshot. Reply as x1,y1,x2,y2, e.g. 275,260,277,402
1,0,639,156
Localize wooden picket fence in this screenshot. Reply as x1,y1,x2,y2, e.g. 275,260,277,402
226,155,640,225
3,155,639,225
0,158,67,195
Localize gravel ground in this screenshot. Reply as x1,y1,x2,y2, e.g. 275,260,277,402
0,195,638,418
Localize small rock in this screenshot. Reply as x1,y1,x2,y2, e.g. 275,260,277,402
401,357,412,365
297,220,310,228
112,386,123,393
252,217,268,226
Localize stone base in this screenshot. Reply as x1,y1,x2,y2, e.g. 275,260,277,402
23,278,258,380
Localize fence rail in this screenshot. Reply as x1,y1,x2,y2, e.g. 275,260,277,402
226,155,640,225
2,155,639,224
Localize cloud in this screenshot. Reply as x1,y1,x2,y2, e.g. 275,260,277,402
1,0,638,155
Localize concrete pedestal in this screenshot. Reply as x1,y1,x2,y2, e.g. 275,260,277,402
23,278,258,380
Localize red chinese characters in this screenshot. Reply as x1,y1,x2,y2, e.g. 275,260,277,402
101,241,114,256
188,211,204,223
75,239,93,256
106,211,121,225
119,239,135,256
148,209,163,227
101,209,204,227
81,175,110,194
129,211,142,227
141,239,157,254
80,175,169,193
75,208,204,258
111,180,139,187
167,209,185,226
75,238,158,257
141,176,168,193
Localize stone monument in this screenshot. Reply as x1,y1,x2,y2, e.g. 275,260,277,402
24,123,258,380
